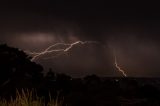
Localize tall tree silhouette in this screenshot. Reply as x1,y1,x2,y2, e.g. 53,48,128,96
0,44,43,89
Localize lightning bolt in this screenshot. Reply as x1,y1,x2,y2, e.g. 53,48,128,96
26,41,98,61
26,41,128,77
113,50,127,77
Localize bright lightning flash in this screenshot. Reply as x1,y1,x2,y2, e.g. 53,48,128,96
26,41,128,77
114,51,127,77
26,41,98,61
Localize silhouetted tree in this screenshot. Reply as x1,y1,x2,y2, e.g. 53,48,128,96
45,68,56,81
43,68,56,94
0,44,43,97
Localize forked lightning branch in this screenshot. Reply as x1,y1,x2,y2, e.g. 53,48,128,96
26,41,127,77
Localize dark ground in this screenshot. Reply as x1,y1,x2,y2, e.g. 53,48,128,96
64,77,160,106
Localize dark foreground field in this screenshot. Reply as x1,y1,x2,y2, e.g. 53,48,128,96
64,77,160,106
1,76,160,106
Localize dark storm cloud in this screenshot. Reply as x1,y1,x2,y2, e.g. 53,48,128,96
0,0,160,77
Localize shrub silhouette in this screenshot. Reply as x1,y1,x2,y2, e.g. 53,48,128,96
0,44,43,97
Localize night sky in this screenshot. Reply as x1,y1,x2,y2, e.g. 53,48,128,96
0,1,160,77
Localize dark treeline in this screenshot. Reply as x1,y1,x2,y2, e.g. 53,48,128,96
1,44,160,106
